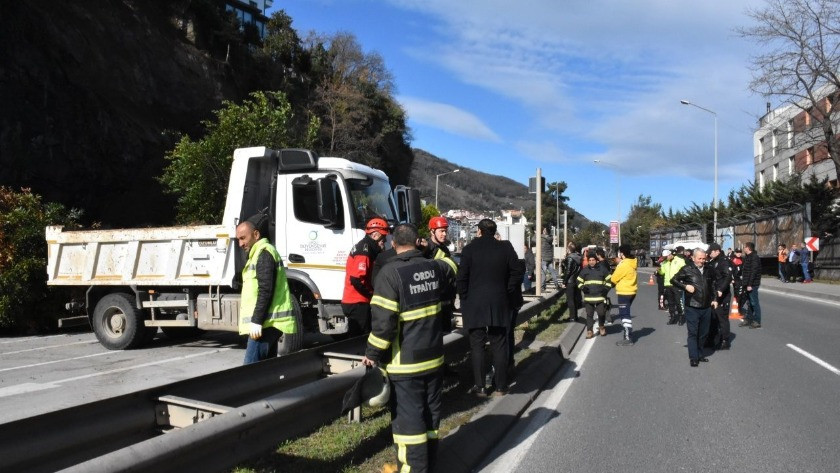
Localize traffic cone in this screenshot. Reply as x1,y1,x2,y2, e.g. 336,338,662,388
729,297,741,319
648,273,655,285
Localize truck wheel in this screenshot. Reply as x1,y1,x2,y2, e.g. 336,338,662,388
92,293,146,350
277,298,304,355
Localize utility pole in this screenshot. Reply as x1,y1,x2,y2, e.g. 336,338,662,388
535,168,543,296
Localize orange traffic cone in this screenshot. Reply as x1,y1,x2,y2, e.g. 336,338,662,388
648,273,655,285
729,298,741,319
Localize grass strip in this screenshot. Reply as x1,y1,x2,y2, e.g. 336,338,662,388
232,296,568,473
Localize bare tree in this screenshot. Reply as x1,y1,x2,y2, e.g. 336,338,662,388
740,0,840,182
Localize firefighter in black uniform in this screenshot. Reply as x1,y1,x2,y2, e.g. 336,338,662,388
426,216,457,332
362,224,456,473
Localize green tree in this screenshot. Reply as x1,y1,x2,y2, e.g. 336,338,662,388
419,204,440,238
523,181,574,233
0,188,81,332
622,195,666,250
159,91,313,223
573,221,609,248
303,32,414,185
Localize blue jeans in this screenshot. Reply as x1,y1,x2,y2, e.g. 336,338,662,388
541,260,559,288
243,326,281,364
802,262,811,281
747,288,761,323
523,271,533,292
685,306,711,360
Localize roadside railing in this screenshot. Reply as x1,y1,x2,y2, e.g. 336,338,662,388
0,292,561,473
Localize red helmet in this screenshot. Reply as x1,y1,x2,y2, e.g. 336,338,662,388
428,216,449,230
365,217,389,235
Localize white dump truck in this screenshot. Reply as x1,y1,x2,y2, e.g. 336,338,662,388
46,147,421,351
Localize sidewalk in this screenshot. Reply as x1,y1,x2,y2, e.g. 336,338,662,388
637,266,840,303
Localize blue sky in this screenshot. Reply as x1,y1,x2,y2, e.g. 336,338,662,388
270,0,768,225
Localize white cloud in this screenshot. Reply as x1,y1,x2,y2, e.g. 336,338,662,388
391,0,767,181
399,96,502,141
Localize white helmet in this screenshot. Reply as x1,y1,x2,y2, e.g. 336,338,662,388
362,366,391,407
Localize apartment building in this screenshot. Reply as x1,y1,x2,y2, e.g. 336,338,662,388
754,89,840,190
224,0,273,39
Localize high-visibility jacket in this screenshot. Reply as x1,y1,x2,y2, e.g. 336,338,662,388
610,256,638,295
658,256,685,287
365,249,456,379
239,238,297,335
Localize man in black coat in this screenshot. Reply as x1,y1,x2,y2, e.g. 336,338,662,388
671,247,719,367
457,219,522,396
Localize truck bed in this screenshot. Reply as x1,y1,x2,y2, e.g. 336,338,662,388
46,225,235,286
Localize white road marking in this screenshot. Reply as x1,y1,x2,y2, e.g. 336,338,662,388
0,351,113,373
0,348,233,399
761,288,840,307
0,382,61,397
479,336,597,472
1,340,99,355
0,334,71,344
787,344,840,376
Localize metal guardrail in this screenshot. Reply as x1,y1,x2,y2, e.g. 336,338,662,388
0,292,560,473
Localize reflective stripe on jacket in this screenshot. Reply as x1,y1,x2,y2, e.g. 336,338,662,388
365,249,455,378
577,264,612,303
239,238,296,335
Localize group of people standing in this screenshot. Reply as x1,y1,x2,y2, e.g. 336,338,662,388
776,243,813,283
561,243,639,346
656,241,764,366
353,217,523,472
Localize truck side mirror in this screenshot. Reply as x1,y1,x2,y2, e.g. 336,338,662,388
316,176,342,229
394,186,422,225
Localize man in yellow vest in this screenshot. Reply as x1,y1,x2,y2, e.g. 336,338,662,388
235,218,297,365
659,248,686,325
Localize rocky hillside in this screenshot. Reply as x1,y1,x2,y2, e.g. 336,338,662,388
0,1,265,226
410,149,533,212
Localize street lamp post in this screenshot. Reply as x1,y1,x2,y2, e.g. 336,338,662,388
593,160,621,246
435,169,460,210
680,99,718,243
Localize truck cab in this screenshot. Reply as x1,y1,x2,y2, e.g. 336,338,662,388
225,147,420,339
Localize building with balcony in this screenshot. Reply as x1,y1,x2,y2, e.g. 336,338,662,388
224,0,272,39
754,88,839,190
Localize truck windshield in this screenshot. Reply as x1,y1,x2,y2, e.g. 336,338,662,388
347,178,396,227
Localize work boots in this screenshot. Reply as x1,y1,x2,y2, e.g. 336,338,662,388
616,327,634,346
586,329,594,339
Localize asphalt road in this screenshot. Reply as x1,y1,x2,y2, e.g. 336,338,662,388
0,328,338,425
479,282,840,473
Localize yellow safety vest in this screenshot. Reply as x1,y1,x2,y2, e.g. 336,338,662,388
239,238,297,335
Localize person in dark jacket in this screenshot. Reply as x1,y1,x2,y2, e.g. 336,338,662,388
739,241,762,328
457,219,521,396
523,244,536,293
577,253,612,338
671,247,719,366
562,242,582,321
706,243,733,349
362,224,456,473
540,228,560,291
